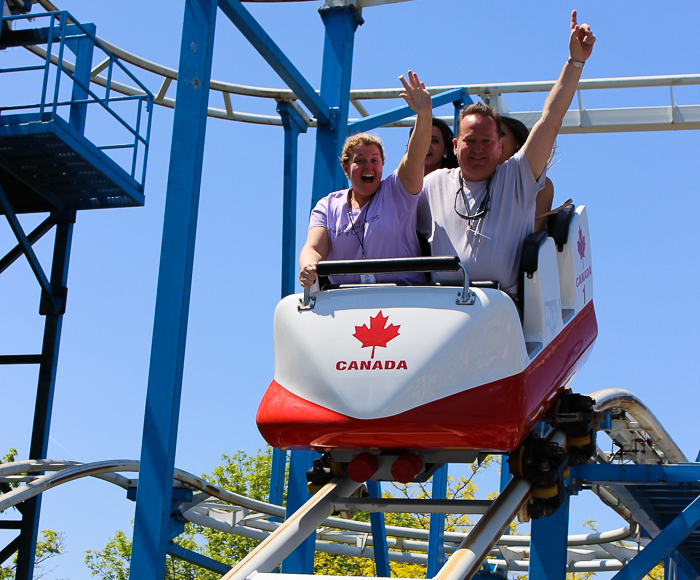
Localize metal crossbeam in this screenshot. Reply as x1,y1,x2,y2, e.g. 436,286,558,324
19,17,700,134
611,495,700,580
0,216,55,275
217,0,332,125
0,183,54,301
570,463,700,485
347,88,471,134
331,497,493,514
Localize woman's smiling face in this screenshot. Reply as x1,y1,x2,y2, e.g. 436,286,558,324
499,122,520,164
345,143,384,200
425,125,447,175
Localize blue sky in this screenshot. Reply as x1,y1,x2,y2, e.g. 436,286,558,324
2,0,699,577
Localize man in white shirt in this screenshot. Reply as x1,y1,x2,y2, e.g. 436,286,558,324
418,10,595,297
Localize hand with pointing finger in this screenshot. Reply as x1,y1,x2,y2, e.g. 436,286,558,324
569,9,596,62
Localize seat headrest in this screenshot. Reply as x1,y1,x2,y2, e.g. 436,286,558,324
547,204,576,251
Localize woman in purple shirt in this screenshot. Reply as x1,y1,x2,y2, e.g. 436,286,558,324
299,71,432,288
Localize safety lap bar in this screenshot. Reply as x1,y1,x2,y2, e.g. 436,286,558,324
316,255,460,276
300,256,476,309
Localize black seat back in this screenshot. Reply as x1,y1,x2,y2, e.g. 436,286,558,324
547,204,576,251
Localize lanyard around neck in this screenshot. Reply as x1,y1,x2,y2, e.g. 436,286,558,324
347,190,374,259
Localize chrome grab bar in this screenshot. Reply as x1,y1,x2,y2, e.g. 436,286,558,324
298,256,477,310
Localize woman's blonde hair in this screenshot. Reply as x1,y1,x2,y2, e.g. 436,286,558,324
340,133,385,171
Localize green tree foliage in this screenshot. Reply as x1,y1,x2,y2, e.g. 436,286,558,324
85,449,276,578
85,448,496,578
2,448,20,489
0,529,66,579
84,528,211,580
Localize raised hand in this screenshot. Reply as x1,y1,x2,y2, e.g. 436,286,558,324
569,9,596,62
399,70,432,116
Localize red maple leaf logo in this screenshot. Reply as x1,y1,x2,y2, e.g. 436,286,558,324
353,311,400,359
576,227,586,261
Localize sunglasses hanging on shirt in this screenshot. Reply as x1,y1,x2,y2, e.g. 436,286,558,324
454,173,493,222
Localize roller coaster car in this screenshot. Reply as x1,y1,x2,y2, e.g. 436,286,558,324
257,205,597,481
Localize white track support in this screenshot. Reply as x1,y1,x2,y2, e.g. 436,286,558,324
222,476,362,580
434,430,568,580
433,477,532,580
23,3,700,133
592,388,688,463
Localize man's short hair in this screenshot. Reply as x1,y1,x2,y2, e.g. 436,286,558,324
455,103,501,139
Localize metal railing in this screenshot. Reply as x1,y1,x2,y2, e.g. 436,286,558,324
0,11,154,186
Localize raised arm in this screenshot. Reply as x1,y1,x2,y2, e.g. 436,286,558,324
523,10,596,179
397,71,433,194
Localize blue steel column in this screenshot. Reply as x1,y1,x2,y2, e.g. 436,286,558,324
528,491,571,580
281,450,316,573
453,94,468,134
280,5,362,572
15,210,75,580
310,4,362,207
129,0,217,577
66,23,96,134
499,457,510,491
427,465,448,577
367,480,391,577
15,24,93,578
277,102,307,299
268,102,307,515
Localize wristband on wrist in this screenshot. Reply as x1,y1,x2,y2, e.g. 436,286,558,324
568,57,585,68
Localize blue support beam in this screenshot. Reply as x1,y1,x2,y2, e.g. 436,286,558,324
280,6,362,569
268,448,287,521
167,542,232,574
453,94,468,133
217,0,331,126
348,88,471,136
267,101,308,520
529,490,571,580
427,465,448,577
499,455,511,492
0,216,55,275
15,210,75,580
0,185,55,305
129,0,217,577
310,4,363,207
612,494,700,580
666,549,699,580
570,463,700,485
0,24,85,48
277,101,307,298
65,23,95,134
281,450,315,573
5,20,93,578
366,480,390,577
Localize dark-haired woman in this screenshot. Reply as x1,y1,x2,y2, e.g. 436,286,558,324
423,118,459,175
